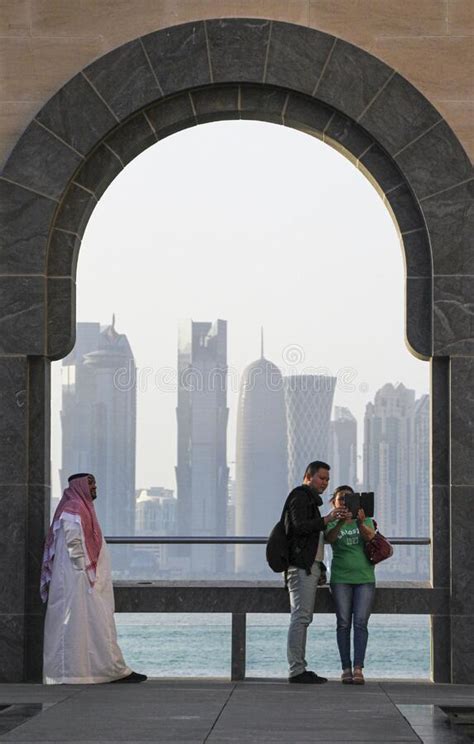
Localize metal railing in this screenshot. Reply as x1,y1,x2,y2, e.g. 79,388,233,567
105,535,430,545
106,534,432,680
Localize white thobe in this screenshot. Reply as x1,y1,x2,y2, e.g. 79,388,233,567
43,513,131,684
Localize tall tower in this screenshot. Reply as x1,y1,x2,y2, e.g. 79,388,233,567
362,382,433,578
414,393,430,579
284,374,336,491
60,319,137,542
175,319,229,575
329,406,358,491
235,334,288,575
363,382,416,540
414,393,430,536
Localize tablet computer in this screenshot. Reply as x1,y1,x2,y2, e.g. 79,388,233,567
360,491,374,518
342,492,374,518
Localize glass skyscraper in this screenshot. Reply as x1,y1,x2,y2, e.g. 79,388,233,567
284,374,336,491
235,343,288,575
175,319,229,575
60,319,137,555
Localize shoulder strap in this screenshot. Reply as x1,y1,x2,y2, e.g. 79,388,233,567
279,491,294,524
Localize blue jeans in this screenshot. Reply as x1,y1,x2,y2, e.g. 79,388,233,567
330,582,376,670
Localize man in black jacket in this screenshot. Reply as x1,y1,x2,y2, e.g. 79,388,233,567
285,460,348,684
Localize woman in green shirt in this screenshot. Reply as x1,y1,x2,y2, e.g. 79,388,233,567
325,485,376,685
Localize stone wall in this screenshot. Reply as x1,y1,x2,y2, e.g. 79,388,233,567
0,1,473,165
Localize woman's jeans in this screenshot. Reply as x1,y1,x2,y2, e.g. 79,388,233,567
330,582,376,670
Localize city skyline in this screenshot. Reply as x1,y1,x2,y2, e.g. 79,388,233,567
58,315,430,580
58,319,430,512
50,120,430,497
55,315,429,495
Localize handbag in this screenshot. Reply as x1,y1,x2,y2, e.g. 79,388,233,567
364,530,393,565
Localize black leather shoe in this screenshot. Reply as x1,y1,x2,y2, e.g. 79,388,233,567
288,670,327,684
110,671,148,683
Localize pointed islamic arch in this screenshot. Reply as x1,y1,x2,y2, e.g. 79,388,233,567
0,19,472,684
2,20,472,362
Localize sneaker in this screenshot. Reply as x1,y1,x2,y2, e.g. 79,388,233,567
288,670,328,684
341,668,353,684
110,671,148,683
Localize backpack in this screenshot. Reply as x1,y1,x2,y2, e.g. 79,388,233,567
266,496,291,573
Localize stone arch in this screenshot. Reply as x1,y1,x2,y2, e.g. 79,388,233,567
0,19,472,683
49,83,433,362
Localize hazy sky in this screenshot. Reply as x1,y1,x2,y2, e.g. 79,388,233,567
51,120,430,497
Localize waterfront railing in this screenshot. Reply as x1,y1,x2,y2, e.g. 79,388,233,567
106,535,436,680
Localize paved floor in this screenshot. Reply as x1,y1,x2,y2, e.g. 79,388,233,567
0,679,473,743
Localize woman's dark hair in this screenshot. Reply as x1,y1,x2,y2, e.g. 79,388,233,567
303,461,330,480
330,484,354,503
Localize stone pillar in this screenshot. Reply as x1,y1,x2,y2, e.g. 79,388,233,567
0,355,28,681
430,357,451,682
0,355,50,682
449,356,474,683
231,613,246,681
26,357,51,681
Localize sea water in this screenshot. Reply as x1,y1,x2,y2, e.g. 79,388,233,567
116,613,430,679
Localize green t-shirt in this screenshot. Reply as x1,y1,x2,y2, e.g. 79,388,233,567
325,518,376,584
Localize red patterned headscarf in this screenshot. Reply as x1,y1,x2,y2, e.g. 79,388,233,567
40,475,103,602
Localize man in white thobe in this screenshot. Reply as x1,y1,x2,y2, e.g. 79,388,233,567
41,473,147,684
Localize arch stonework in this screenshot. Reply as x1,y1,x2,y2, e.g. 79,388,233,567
0,19,472,683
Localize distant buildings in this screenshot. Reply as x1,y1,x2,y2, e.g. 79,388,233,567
414,394,430,577
59,315,432,581
414,394,430,536
136,486,176,534
285,374,336,490
363,382,429,579
175,319,229,574
226,477,236,573
133,487,176,577
235,340,288,575
329,406,358,491
60,319,136,543
363,382,415,537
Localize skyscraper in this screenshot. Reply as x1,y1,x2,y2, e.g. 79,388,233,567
134,487,176,578
414,394,430,540
414,394,430,579
60,318,137,545
226,477,236,574
175,319,229,575
329,406,358,491
135,487,176,535
363,382,430,579
235,336,288,575
284,374,337,491
363,382,416,540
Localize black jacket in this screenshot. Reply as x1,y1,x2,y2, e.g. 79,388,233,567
284,485,326,572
